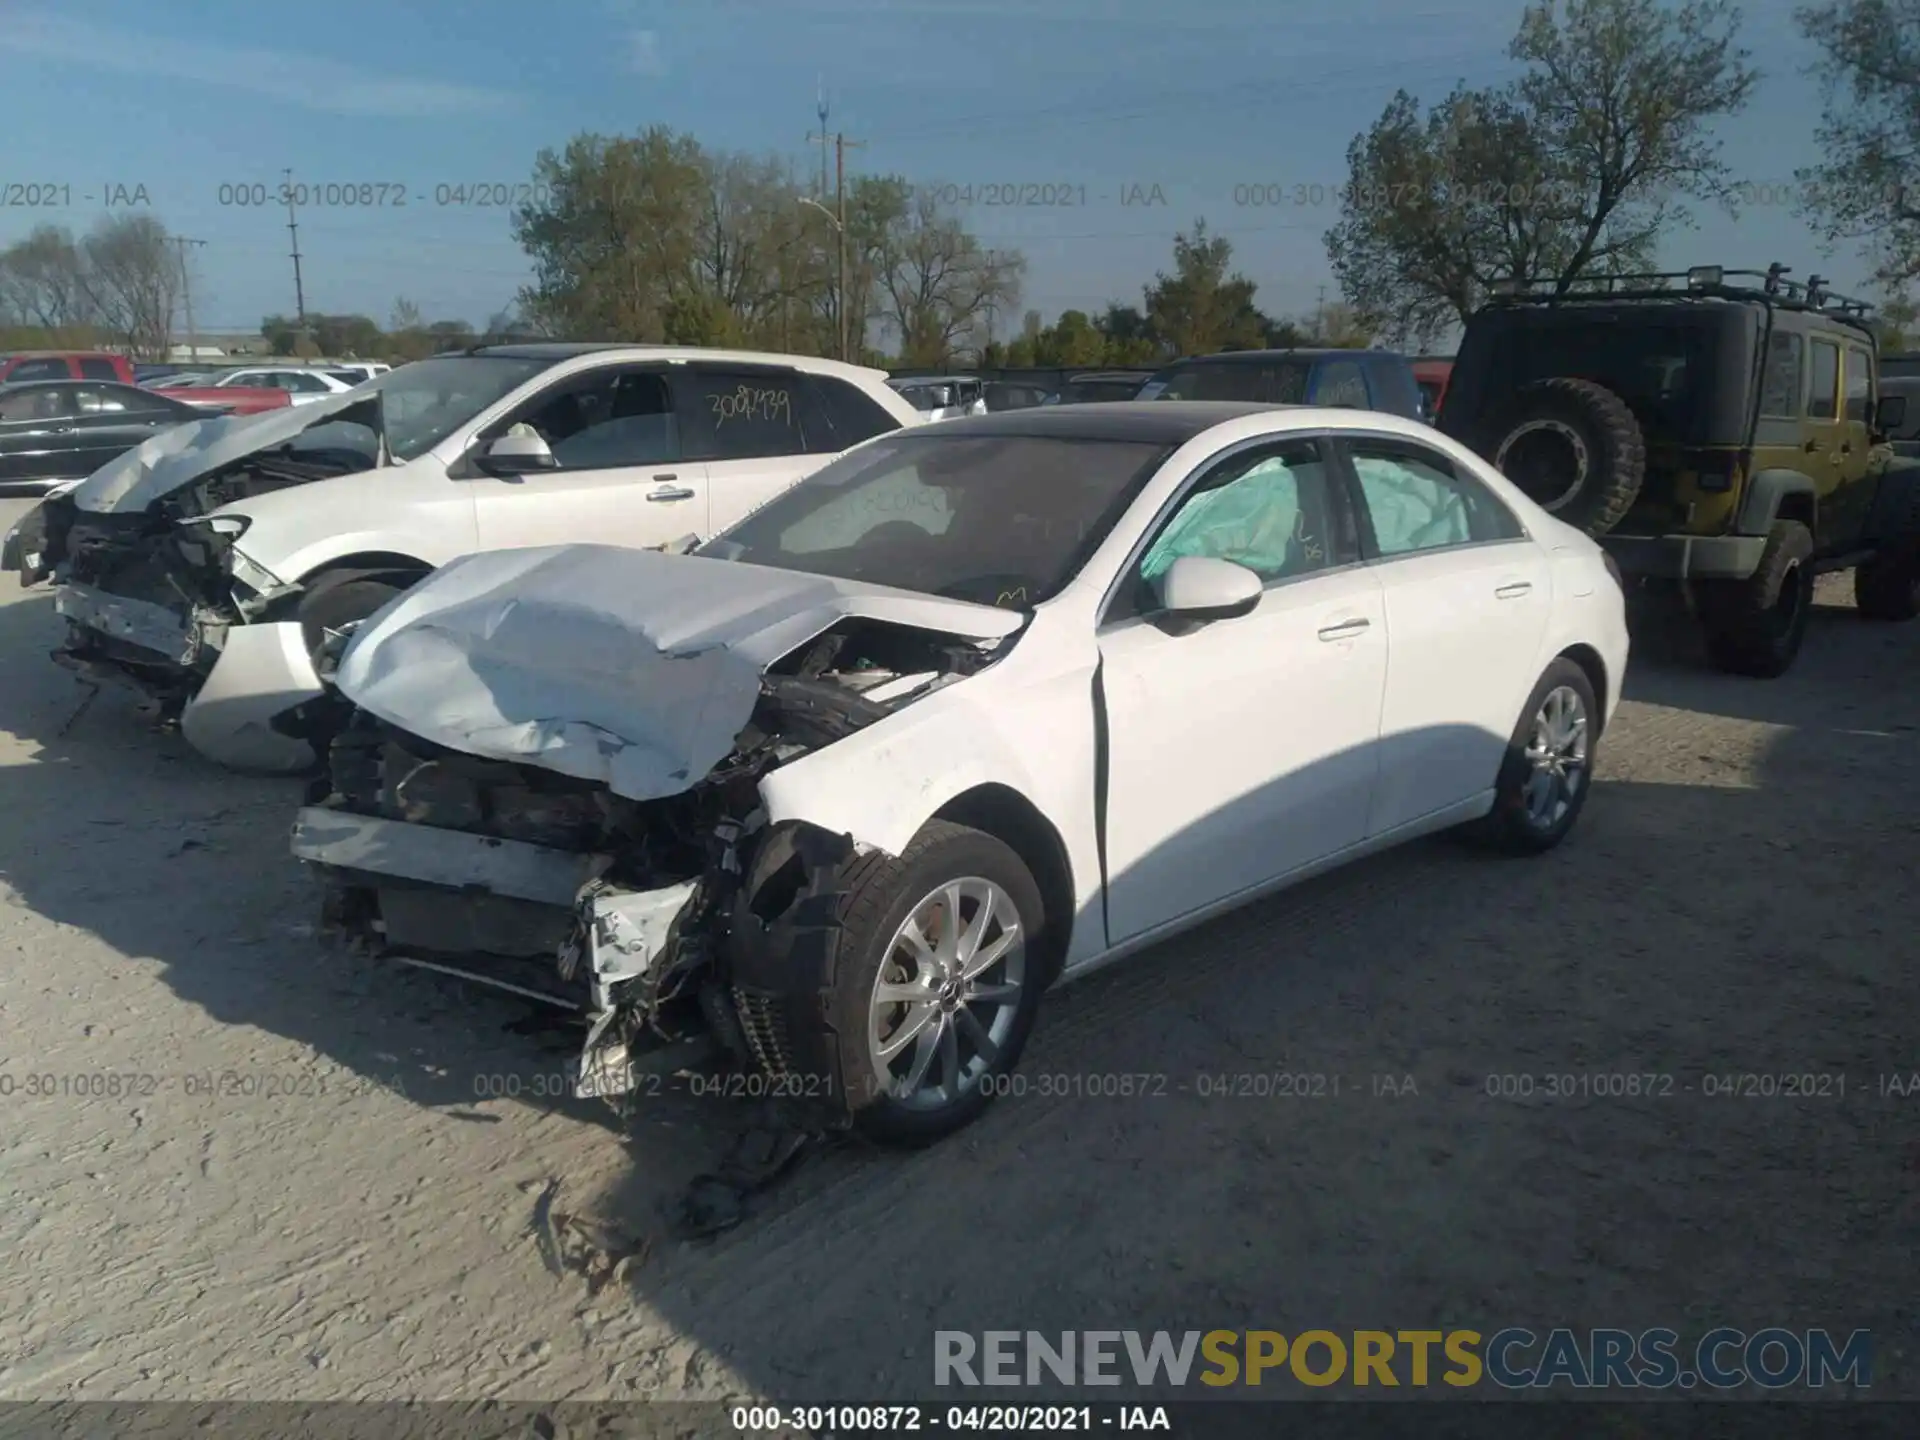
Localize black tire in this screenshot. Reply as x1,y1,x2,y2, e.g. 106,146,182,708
1853,480,1920,620
1468,658,1601,854
1477,377,1646,536
294,574,411,655
284,574,415,765
1696,520,1814,677
1854,546,1920,621
739,820,1050,1147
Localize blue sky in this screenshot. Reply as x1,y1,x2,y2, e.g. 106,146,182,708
0,0,1870,337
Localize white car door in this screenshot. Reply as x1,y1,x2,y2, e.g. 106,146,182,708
470,363,710,550
1335,435,1554,836
673,365,845,535
1096,436,1389,944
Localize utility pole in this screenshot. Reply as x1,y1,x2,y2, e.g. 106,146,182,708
806,126,863,361
1315,283,1327,338
815,81,830,199
835,133,864,362
283,168,308,351
170,236,207,362
983,249,998,353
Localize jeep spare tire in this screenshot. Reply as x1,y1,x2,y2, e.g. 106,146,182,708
1479,377,1646,536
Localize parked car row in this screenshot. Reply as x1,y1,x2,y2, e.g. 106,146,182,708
2,332,1627,1149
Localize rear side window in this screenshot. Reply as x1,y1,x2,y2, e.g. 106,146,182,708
1809,341,1840,419
78,357,121,380
1844,347,1872,424
1308,359,1369,408
678,368,809,461
1759,332,1803,417
1159,361,1312,403
1344,439,1525,554
806,375,904,451
0,386,76,421
5,358,71,383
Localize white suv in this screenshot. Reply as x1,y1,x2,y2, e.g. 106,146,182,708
21,344,920,772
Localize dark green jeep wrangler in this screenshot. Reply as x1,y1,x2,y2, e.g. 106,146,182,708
1441,265,1920,676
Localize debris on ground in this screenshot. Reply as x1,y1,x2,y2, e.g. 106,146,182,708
529,1178,652,1295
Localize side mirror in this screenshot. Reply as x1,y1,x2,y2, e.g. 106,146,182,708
1154,555,1263,622
1874,392,1906,435
475,431,557,476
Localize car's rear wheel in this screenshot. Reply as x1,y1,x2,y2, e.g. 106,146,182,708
1469,658,1599,854
1696,520,1814,677
786,822,1049,1146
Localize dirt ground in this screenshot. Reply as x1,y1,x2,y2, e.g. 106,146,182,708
1,489,1915,1409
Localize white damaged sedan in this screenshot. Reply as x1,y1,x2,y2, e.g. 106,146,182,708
293,401,1629,1143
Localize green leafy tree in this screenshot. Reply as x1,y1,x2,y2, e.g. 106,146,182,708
1141,221,1268,356
1795,0,1920,285
1326,0,1756,345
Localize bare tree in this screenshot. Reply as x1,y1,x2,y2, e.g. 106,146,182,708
876,189,1024,366
0,225,99,334
80,214,180,359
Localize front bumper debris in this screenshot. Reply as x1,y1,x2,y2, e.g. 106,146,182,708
293,804,708,1100
179,621,330,772
55,583,200,665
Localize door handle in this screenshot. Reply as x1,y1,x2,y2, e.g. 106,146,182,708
647,485,695,502
1495,581,1533,599
1840,442,1852,454
1803,438,1820,452
1317,617,1371,641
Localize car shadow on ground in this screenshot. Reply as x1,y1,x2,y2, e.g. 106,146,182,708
1623,574,1919,733
1,577,1916,1403
0,587,676,1139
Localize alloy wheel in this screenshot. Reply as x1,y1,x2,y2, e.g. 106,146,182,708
1521,684,1590,831
867,877,1026,1109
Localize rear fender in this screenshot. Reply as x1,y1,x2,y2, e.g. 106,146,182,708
1734,469,1817,535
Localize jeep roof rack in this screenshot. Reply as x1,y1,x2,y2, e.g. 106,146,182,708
1486,264,1876,335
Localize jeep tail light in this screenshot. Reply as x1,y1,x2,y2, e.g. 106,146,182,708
1692,452,1743,492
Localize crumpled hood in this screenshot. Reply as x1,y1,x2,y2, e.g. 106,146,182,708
72,387,376,514
333,544,1024,801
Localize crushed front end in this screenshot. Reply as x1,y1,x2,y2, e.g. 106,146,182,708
293,618,1008,1114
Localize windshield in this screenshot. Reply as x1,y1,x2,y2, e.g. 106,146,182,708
1154,360,1311,402
361,354,555,461
1506,323,1707,439
697,432,1173,607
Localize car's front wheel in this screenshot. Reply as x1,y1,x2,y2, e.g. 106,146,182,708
797,821,1049,1145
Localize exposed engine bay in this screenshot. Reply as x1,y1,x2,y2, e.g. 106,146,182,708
295,617,1012,1111
36,429,378,706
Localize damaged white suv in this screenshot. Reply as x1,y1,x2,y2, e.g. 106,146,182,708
292,402,1629,1143
9,344,917,771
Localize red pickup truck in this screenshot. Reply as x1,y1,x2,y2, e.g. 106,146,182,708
0,351,136,385
156,385,293,415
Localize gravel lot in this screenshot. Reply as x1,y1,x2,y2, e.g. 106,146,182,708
1,491,1915,1407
